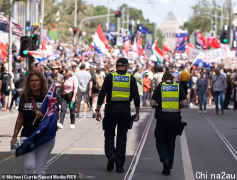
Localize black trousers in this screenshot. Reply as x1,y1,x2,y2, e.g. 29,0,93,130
103,107,131,168
224,89,231,109
60,92,75,125
180,82,188,96
154,113,181,169
10,90,21,109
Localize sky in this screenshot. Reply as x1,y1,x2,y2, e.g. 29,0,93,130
84,0,236,28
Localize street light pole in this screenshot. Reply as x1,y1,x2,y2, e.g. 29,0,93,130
40,0,44,46
79,14,114,47
106,0,110,31
8,0,13,107
74,0,77,44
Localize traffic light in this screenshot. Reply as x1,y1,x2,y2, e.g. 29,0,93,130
115,11,121,18
220,29,230,44
26,21,31,31
20,36,31,57
31,35,40,50
78,30,82,37
73,27,77,36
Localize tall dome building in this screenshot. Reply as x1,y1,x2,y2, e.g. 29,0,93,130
158,12,179,50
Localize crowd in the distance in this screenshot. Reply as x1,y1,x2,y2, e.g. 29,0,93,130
0,41,237,122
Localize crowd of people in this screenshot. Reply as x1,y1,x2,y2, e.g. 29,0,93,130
1,42,237,120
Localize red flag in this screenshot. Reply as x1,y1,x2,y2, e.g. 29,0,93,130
137,37,143,55
123,39,130,54
207,37,221,49
163,41,170,52
185,43,194,54
196,31,207,49
0,35,8,60
42,36,46,50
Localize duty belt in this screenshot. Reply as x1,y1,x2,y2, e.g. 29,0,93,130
162,109,181,112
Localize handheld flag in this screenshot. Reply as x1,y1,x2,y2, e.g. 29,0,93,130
106,30,115,42
196,31,207,50
163,41,170,52
16,83,58,157
137,25,152,34
152,39,164,64
93,24,109,54
175,31,188,52
192,52,210,68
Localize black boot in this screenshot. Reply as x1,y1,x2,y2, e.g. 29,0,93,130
162,158,171,175
107,155,117,171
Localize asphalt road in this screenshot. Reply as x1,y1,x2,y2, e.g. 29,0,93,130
1,105,237,180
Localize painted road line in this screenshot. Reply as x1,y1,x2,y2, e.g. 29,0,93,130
47,122,101,167
203,113,237,160
124,110,155,180
69,148,103,151
0,155,15,165
180,130,195,180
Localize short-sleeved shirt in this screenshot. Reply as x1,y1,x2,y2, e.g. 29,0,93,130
19,95,44,137
179,71,190,82
0,73,12,92
152,83,186,114
196,78,208,93
90,74,105,94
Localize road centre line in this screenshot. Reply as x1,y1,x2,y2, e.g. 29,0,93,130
180,130,195,180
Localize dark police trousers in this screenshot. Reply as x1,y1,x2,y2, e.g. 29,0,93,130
103,107,131,168
154,112,181,169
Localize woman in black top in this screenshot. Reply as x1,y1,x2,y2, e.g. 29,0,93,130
10,71,55,175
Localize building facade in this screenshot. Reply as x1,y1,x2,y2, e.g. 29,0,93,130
158,12,179,50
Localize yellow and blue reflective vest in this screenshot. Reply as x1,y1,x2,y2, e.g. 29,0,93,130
111,71,131,101
161,82,180,112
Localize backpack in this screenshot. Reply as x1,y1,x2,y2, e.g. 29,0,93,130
2,74,10,92
94,74,104,90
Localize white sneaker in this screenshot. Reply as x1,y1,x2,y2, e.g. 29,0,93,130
15,106,19,110
83,114,87,118
199,111,202,114
189,103,193,107
203,110,207,114
70,124,75,129
1,108,4,111
57,123,63,129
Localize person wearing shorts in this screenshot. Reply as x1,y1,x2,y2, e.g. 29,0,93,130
75,63,91,118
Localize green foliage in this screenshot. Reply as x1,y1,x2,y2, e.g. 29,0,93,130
180,0,231,37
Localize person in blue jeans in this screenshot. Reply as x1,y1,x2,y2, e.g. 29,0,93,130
211,68,227,114
195,71,208,114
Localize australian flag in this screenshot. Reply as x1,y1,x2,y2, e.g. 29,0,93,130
106,30,115,42
137,25,152,34
192,52,210,69
175,31,188,52
16,83,58,157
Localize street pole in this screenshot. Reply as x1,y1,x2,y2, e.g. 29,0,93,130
127,9,129,29
117,17,120,32
35,3,39,23
215,11,217,36
106,0,110,31
221,6,223,30
154,23,157,41
40,0,44,46
26,1,30,36
74,0,77,44
122,7,125,29
230,0,233,48
79,14,114,47
211,13,213,31
8,0,13,107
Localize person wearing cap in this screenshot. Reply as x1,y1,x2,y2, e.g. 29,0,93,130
47,64,64,106
150,72,187,175
95,58,140,173
57,66,78,129
143,72,151,106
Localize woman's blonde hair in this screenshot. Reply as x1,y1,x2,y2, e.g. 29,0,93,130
21,71,48,103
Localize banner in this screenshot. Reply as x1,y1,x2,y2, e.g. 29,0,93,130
0,15,23,37
175,31,188,52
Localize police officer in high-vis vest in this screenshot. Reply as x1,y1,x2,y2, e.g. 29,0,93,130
150,72,187,175
95,58,140,173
